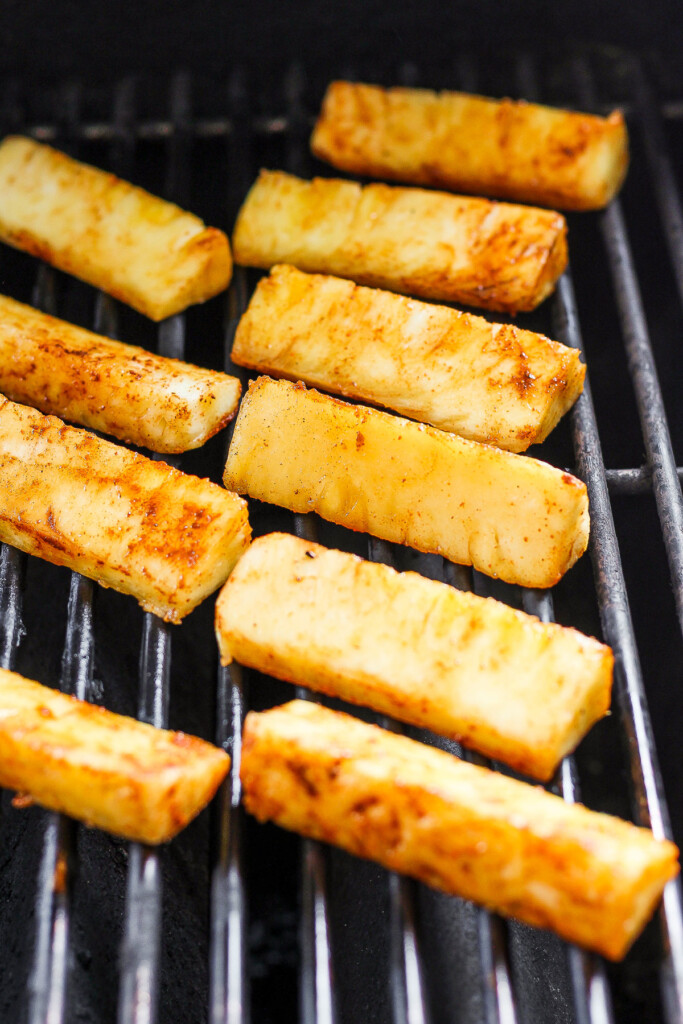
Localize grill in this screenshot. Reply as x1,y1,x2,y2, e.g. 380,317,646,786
1,40,683,1024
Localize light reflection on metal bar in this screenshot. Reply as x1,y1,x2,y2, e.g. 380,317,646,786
522,589,615,1024
118,69,191,1024
209,69,253,1023
555,266,683,1024
25,83,96,1021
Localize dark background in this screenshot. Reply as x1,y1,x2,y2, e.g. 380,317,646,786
2,0,683,86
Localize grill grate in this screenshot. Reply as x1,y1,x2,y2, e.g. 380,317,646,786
0,43,682,1024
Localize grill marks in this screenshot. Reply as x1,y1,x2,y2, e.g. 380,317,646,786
0,51,679,1024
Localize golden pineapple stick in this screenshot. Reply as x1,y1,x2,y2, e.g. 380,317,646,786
0,136,232,320
232,169,567,314
312,81,629,211
223,377,589,589
0,668,230,844
0,293,241,453
216,533,612,780
0,397,251,622
242,701,679,961
232,264,585,452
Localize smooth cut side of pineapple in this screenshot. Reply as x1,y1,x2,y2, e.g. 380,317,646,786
0,294,241,452
216,533,612,780
0,136,232,320
232,264,585,452
0,398,251,622
232,170,567,313
0,668,230,844
223,378,589,589
311,81,629,211
242,701,679,961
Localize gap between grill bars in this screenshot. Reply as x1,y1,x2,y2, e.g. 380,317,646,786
0,44,682,1024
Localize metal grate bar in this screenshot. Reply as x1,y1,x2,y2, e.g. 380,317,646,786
514,53,616,1024
444,612,518,1024
600,196,683,622
562,765,616,1024
211,661,250,1024
28,574,95,1024
461,586,522,1024
522,590,615,1024
281,63,338,1024
554,267,683,1023
17,93,683,148
209,70,254,1024
606,466,683,494
110,75,137,180
107,71,163,1024
388,873,431,1024
450,51,522,1024
26,85,683,148
24,79,100,1018
292,513,337,1024
286,56,429,1020
0,545,25,671
0,69,35,678
476,913,517,1024
223,66,254,367
117,617,171,1024
118,71,192,1024
631,57,683,315
0,65,27,675
470,759,518,1024
166,71,193,206
299,826,337,1024
572,57,683,645
27,815,71,1024
521,54,683,508
364,539,432,1024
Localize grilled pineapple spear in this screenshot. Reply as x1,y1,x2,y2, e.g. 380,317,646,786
0,136,232,320
232,169,567,313
0,669,230,844
224,377,589,589
216,533,612,780
242,701,679,961
232,264,585,452
0,397,251,622
311,81,629,211
0,294,241,453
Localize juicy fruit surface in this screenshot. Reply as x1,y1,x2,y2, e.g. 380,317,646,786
0,136,232,319
311,81,629,210
216,532,612,779
232,169,567,312
0,293,241,452
232,264,585,452
0,668,230,844
0,397,251,621
224,376,589,588
242,701,678,961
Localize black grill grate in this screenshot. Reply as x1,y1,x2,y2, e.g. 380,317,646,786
0,43,682,1024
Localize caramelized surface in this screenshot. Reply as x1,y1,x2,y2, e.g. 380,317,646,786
311,81,629,210
0,294,241,452
233,264,585,451
216,533,612,779
0,136,232,320
242,701,678,961
0,397,251,621
224,377,589,588
232,170,567,313
0,668,230,843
